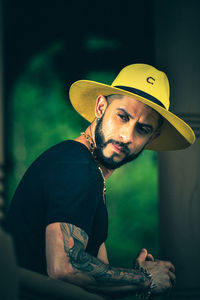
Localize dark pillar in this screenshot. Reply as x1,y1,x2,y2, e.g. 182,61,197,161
0,2,19,299
155,1,200,299
0,0,4,222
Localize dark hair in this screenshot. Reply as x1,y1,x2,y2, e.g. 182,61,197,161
105,94,124,105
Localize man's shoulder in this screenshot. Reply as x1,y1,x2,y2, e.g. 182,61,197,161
29,140,98,177
38,140,92,163
16,139,101,190
36,140,102,186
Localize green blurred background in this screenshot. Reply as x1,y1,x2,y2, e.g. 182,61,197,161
4,1,159,298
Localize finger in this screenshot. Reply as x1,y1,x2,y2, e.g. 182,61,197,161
136,248,148,263
169,263,175,273
164,261,176,273
154,259,176,273
169,271,176,287
146,253,154,261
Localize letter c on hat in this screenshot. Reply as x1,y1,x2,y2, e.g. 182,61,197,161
147,77,155,85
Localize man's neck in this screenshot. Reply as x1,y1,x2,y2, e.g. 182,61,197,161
74,123,114,180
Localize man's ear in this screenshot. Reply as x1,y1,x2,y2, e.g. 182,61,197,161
95,95,108,118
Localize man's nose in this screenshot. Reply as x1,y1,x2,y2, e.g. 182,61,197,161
119,126,134,144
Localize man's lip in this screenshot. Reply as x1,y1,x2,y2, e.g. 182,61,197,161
112,143,123,153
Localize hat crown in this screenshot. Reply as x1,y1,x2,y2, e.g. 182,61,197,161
111,64,170,110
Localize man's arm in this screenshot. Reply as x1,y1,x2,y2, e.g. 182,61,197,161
46,222,174,298
97,243,109,264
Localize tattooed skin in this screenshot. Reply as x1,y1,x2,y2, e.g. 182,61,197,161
60,223,150,287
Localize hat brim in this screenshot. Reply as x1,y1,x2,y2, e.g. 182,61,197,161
69,80,195,151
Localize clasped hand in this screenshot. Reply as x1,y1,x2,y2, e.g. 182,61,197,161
135,249,176,295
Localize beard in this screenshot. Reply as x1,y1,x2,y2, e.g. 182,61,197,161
94,115,145,170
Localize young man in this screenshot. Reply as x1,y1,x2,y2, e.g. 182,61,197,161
5,64,195,299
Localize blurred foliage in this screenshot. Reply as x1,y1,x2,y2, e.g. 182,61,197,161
106,151,159,267
84,35,121,51
7,41,159,299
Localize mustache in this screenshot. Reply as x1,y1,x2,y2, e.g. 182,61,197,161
103,139,130,155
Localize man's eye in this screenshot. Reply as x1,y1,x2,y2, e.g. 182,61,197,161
118,114,129,122
137,125,150,135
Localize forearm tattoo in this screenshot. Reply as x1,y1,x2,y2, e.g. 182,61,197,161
60,223,150,287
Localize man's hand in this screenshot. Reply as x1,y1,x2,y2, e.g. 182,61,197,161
135,248,176,296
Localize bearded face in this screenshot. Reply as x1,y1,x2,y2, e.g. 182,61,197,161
93,96,159,170
94,114,145,170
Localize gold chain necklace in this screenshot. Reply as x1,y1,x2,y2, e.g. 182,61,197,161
81,132,106,196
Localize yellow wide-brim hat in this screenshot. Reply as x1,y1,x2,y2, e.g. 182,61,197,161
69,64,195,151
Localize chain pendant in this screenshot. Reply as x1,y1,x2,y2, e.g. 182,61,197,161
81,132,106,197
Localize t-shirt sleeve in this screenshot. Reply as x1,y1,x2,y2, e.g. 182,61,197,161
43,161,103,236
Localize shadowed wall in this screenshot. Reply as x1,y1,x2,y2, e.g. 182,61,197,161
155,1,200,299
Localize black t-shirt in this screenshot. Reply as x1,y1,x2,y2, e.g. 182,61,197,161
5,140,108,275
